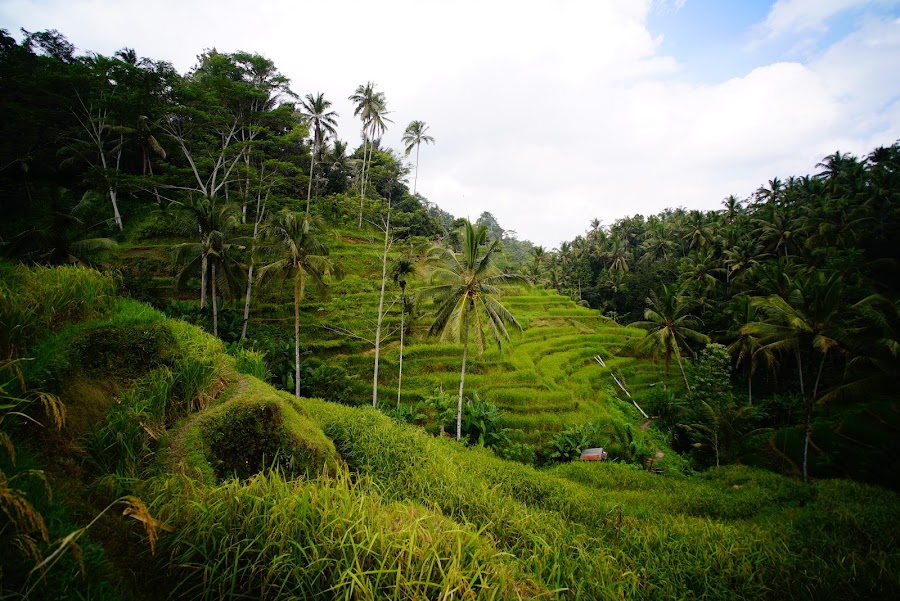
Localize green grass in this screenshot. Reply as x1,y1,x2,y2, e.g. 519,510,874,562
5,264,897,600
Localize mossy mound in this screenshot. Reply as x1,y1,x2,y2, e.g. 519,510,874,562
199,396,340,482
181,377,341,483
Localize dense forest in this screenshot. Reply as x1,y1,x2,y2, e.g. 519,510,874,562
1,29,899,600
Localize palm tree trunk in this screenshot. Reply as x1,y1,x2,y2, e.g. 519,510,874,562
372,210,391,407
241,262,254,341
748,375,752,406
200,255,208,309
211,263,218,338
358,135,369,227
674,343,692,393
802,403,811,482
241,192,267,341
457,308,469,441
305,152,315,214
413,143,420,195
397,302,404,409
796,347,805,397
802,353,828,483
294,273,301,398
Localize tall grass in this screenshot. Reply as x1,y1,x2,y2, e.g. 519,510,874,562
144,470,540,600
303,398,900,599
0,264,117,357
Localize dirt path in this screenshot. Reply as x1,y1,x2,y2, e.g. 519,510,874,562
164,374,248,475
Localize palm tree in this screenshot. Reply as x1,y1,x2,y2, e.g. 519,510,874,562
298,93,338,214
753,208,801,259
754,177,784,208
606,236,632,272
401,120,435,195
722,236,765,286
392,255,416,408
742,271,846,481
324,139,358,195
629,284,710,392
681,210,714,250
677,246,724,313
724,294,774,405
257,210,334,398
720,195,744,225
421,220,524,440
173,198,245,338
640,219,676,264
349,82,391,223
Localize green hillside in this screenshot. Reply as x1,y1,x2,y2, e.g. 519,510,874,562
3,30,900,599
111,220,673,454
1,265,897,599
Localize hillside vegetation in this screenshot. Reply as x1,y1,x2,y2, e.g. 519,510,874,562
2,29,900,599
1,265,898,600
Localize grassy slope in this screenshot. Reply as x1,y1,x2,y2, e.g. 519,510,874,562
260,228,671,444
115,219,675,449
118,218,900,479
4,266,897,599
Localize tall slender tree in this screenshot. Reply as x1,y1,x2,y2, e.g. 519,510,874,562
173,198,245,337
629,284,710,392
372,203,394,408
422,220,524,440
401,120,435,195
392,254,416,408
298,92,338,214
743,271,846,482
257,210,334,398
349,82,391,224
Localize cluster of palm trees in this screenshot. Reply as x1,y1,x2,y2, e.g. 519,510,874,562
524,144,900,480
172,195,334,398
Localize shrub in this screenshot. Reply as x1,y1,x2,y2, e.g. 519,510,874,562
229,345,270,382
297,358,359,405
200,401,295,480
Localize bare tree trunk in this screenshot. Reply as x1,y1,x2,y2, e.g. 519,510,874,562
211,263,218,338
242,152,250,223
241,192,266,341
75,100,123,230
372,209,391,407
305,152,315,215
294,273,302,398
397,302,404,409
98,140,123,231
457,308,469,441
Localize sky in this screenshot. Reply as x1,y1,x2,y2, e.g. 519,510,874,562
2,0,900,248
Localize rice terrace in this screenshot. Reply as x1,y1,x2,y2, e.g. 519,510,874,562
1,11,900,601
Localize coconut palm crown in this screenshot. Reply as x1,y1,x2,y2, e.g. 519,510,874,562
421,219,524,440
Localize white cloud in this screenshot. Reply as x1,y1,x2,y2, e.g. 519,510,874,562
756,0,872,38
